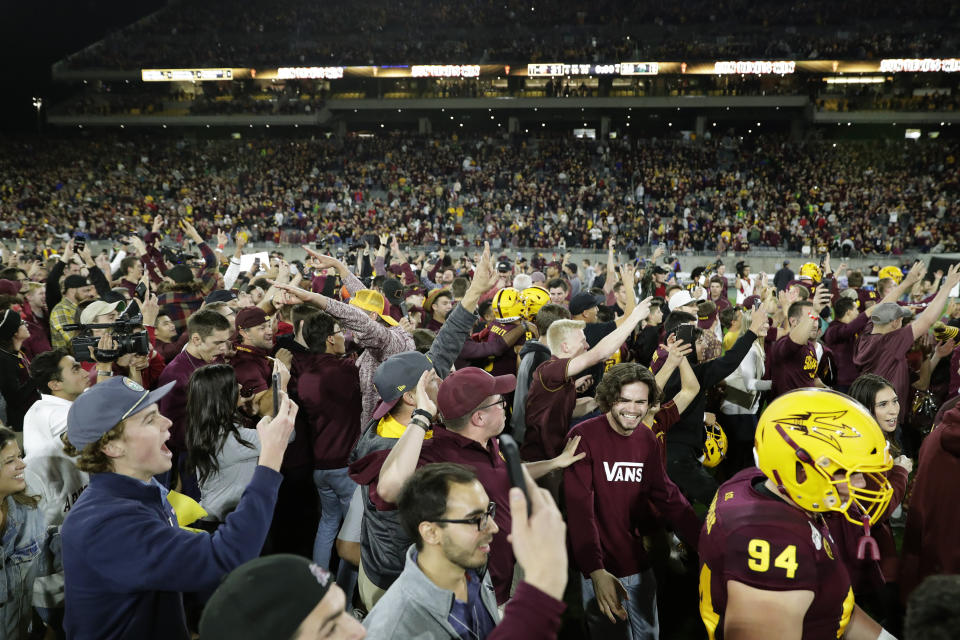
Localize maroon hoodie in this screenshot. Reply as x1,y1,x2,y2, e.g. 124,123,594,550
899,404,960,602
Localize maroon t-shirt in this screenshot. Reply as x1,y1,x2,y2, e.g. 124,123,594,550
157,349,212,453
521,356,576,461
822,313,870,387
297,352,362,469
853,324,914,424
769,336,819,396
698,469,856,640
232,344,273,397
565,414,700,578
649,344,670,375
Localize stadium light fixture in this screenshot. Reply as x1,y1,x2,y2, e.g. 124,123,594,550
824,76,884,84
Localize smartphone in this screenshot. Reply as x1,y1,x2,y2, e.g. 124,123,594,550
753,297,762,311
272,372,281,418
74,232,86,253
399,301,410,319
498,434,530,516
822,276,834,291
134,281,147,301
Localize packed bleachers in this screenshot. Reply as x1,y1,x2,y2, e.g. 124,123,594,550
2,133,958,256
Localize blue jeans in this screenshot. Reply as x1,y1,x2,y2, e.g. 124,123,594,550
313,467,358,569
582,569,659,640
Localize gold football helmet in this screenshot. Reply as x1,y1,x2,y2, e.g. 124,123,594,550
799,262,822,283
754,388,893,526
878,265,904,284
520,286,551,320
702,422,728,468
492,287,525,323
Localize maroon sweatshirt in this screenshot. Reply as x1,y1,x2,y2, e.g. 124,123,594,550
564,414,701,578
296,352,363,469
822,312,870,387
900,405,960,600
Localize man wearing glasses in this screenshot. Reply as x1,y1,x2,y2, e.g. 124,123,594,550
376,366,584,605
364,463,568,640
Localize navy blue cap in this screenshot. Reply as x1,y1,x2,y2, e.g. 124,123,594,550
67,377,175,449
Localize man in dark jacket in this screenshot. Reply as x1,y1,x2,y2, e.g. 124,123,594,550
660,310,767,506
60,376,297,640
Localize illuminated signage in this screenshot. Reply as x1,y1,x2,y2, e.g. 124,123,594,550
713,61,796,75
141,68,234,82
527,62,660,77
619,62,660,75
878,58,960,73
410,65,480,78
276,66,344,79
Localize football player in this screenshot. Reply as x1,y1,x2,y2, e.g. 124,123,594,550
698,388,898,640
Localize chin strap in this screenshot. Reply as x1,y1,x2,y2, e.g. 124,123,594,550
856,514,880,561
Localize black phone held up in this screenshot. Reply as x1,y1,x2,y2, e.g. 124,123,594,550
498,434,530,516
272,372,281,418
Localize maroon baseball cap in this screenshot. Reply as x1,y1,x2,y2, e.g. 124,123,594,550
236,307,270,331
437,368,516,421
0,279,22,296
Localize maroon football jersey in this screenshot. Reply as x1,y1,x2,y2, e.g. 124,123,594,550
698,469,856,640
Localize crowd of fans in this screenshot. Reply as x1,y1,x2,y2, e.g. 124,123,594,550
2,215,960,638
57,0,959,70
3,134,960,258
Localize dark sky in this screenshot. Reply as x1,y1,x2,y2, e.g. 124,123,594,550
0,0,163,133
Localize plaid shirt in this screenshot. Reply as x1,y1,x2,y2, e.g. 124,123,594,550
49,297,79,350
156,243,219,336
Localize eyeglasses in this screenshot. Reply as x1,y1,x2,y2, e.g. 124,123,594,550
476,398,506,412
431,502,496,532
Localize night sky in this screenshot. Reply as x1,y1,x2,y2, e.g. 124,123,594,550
0,0,162,133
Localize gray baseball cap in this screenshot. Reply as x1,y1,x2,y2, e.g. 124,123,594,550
869,302,912,325
67,377,175,449
371,351,435,421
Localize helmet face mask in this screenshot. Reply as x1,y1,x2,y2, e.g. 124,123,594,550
754,388,893,526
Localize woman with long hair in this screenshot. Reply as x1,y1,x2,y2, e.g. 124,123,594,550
0,425,45,639
185,364,260,523
831,373,913,634
0,308,40,431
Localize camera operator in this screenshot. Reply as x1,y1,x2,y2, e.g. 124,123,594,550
72,299,161,388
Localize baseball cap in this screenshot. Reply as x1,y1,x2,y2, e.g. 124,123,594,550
381,278,404,306
0,309,24,341
697,301,718,329
63,275,90,291
236,307,270,331
530,271,546,283
652,265,668,275
497,260,512,273
869,302,912,325
668,290,697,312
0,279,22,296
437,367,516,421
80,300,121,325
166,265,194,284
199,555,334,640
204,289,238,305
372,351,435,420
569,292,603,316
741,295,760,310
350,290,398,326
66,377,175,449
